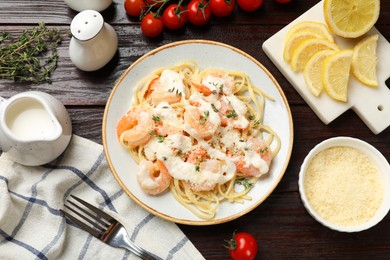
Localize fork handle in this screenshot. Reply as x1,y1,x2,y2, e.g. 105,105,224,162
108,223,156,260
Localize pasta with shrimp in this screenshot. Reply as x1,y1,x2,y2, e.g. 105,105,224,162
117,61,281,219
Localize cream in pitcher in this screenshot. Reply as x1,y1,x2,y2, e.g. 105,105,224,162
0,91,72,166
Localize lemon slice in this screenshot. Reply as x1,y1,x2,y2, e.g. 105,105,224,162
323,0,380,38
352,34,379,87
322,50,354,102
284,31,327,63
286,21,335,43
304,50,335,97
291,39,339,71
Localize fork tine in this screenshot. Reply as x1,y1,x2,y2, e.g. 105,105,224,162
61,209,102,238
70,195,115,223
66,201,110,230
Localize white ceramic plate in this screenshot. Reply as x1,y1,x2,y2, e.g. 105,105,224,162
103,40,294,225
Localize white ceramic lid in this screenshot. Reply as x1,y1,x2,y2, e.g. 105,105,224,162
70,10,104,41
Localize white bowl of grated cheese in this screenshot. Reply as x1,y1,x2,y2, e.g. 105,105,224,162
298,136,390,232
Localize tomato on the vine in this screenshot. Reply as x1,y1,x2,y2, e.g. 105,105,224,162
187,0,212,26
163,4,187,30
210,0,235,17
237,0,263,12
146,0,163,8
225,232,258,260
141,13,164,37
124,0,147,17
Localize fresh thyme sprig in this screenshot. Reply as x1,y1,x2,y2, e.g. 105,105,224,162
0,22,62,84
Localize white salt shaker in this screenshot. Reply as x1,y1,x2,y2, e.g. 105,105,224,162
64,0,113,12
69,10,118,71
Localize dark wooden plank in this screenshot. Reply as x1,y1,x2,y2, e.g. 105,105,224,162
1,0,389,25
1,23,388,106
180,192,390,259
1,0,390,258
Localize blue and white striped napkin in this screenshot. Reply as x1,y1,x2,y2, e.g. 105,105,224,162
0,135,204,260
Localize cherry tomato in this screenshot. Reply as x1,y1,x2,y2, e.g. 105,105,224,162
226,232,258,260
124,0,146,17
163,4,188,30
187,0,212,26
237,0,263,12
210,0,235,17
141,13,164,38
275,0,292,3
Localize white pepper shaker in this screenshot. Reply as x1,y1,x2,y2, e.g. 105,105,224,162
69,10,118,71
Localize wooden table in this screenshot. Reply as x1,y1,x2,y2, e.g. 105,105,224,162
1,0,389,258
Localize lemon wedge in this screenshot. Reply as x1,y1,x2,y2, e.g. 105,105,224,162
304,50,335,97
323,0,380,38
284,31,327,63
285,21,335,43
291,39,339,71
352,34,379,87
322,50,354,102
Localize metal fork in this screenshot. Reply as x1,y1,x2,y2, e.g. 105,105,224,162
62,195,156,260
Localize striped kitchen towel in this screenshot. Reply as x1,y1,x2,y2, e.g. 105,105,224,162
0,135,204,260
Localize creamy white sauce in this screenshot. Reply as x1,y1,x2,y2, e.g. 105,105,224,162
153,102,183,129
6,100,56,140
137,160,159,189
159,69,185,94
218,126,241,149
244,150,269,175
202,75,225,93
146,135,235,186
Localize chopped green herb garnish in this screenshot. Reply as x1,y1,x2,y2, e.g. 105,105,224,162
260,147,268,154
211,103,219,113
199,110,210,125
226,109,238,119
236,178,254,189
152,115,161,122
150,131,164,143
195,165,200,172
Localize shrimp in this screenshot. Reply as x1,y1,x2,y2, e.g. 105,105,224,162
205,70,236,94
218,98,249,129
192,82,213,96
145,77,181,105
235,138,272,178
184,106,219,140
117,108,154,148
184,148,235,192
187,147,208,164
136,160,172,195
189,159,222,192
145,70,187,105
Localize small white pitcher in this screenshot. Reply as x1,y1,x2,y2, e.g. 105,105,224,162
0,91,72,166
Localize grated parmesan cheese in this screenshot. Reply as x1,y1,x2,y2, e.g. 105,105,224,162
304,146,383,227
